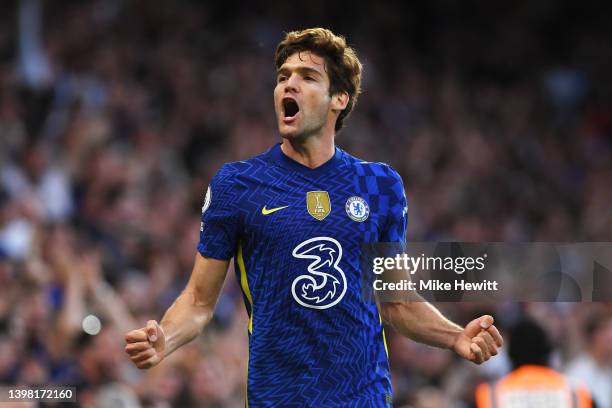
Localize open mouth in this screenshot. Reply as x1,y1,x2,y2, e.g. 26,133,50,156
282,97,300,119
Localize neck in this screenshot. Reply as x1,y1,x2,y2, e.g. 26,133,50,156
280,131,335,169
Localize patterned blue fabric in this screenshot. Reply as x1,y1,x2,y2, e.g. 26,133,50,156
198,143,407,407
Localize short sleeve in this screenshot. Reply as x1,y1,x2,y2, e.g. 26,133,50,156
379,167,408,246
197,165,241,260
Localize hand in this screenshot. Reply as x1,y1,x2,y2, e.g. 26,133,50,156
452,315,503,364
125,320,166,369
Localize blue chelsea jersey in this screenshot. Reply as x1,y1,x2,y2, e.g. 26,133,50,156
197,143,407,407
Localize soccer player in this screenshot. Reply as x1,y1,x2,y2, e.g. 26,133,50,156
125,28,503,406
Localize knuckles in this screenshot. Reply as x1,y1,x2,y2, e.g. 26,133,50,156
124,328,160,369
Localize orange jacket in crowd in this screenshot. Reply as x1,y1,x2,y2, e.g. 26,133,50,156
475,365,593,408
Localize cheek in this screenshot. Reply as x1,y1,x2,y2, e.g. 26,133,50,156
273,84,284,100
315,94,332,114
273,88,282,112
305,89,330,109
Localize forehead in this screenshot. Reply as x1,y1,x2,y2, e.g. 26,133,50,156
280,51,327,73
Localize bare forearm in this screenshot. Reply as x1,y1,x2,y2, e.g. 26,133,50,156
159,289,214,356
380,301,463,349
58,269,85,339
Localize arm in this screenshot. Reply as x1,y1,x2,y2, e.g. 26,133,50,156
377,168,503,363
379,300,462,349
81,250,138,335
124,253,229,369
160,253,228,356
379,299,504,364
49,235,85,347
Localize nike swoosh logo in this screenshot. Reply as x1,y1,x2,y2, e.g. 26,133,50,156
262,205,289,215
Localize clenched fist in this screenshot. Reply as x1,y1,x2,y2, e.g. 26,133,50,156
125,320,166,369
453,315,504,364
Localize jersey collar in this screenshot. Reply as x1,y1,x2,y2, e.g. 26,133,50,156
269,142,344,177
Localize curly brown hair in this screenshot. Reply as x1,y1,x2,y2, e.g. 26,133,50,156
275,28,363,132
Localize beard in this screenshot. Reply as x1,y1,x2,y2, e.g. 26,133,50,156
278,105,329,141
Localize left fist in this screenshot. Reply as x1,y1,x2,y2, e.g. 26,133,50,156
453,315,503,364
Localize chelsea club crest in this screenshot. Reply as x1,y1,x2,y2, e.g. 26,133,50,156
345,196,369,222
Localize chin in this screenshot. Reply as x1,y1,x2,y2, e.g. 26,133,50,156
279,132,296,140
278,125,301,140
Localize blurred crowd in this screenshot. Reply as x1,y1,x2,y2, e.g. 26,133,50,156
0,0,611,407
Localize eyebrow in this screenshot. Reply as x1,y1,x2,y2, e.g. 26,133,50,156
277,66,324,78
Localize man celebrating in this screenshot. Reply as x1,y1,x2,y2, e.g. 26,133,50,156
125,28,503,406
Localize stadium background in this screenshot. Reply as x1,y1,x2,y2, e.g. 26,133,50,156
0,0,611,406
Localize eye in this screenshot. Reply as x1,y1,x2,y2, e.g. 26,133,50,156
277,75,287,83
304,76,314,81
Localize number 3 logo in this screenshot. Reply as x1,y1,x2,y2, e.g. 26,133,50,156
291,237,347,309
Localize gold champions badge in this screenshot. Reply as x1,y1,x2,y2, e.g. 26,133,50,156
306,191,331,221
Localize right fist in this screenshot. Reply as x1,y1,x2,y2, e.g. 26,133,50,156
124,320,166,369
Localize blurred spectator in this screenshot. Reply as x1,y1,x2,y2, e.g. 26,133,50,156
475,317,593,408
565,313,612,408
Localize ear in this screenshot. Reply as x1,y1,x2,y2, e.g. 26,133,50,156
331,91,349,112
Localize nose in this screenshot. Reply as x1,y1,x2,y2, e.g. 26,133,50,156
284,73,300,93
